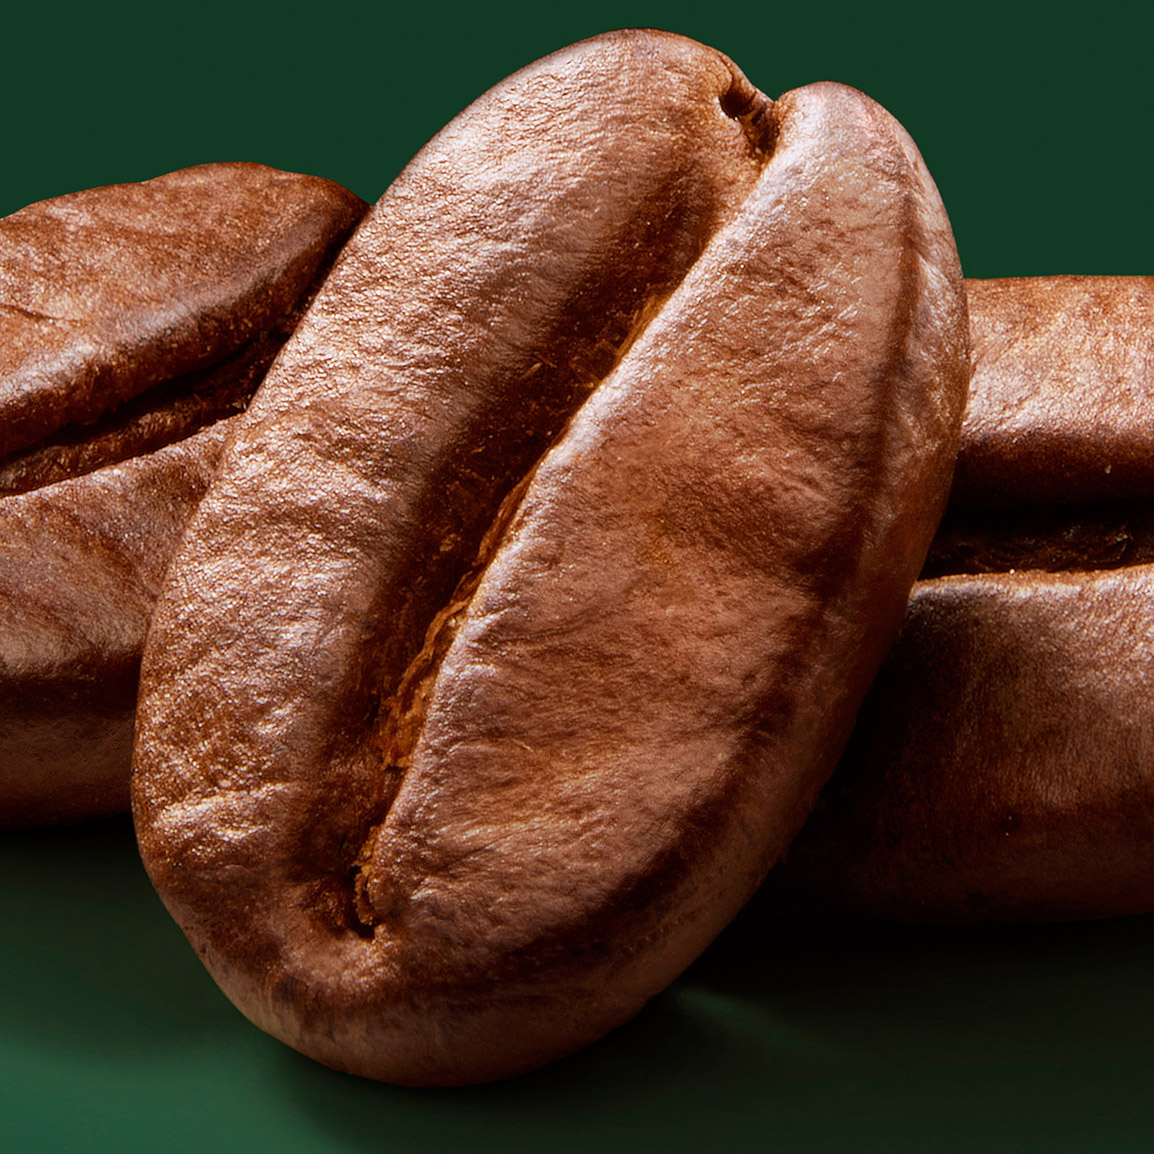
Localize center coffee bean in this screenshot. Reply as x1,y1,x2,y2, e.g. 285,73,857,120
132,31,967,1085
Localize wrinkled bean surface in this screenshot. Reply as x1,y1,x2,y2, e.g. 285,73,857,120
134,31,967,1085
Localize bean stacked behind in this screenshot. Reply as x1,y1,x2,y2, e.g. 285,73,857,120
0,164,367,826
765,276,1154,924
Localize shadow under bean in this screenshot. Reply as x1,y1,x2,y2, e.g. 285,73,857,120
3,818,1152,1152
281,907,1154,1154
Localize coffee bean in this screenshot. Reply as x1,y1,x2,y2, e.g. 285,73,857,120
0,422,231,826
0,163,366,826
132,31,967,1084
764,276,1154,923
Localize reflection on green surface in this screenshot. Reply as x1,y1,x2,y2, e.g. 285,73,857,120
1,818,1151,1153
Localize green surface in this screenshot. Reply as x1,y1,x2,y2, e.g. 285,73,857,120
3,819,1154,1152
3,1,1153,1150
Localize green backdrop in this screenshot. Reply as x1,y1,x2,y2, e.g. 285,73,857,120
3,1,1153,1151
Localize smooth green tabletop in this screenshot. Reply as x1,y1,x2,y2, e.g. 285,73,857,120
4,819,1154,1153
3,2,1153,1151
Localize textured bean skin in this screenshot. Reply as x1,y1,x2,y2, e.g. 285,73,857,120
764,276,1154,924
132,31,967,1085
955,277,1154,505
0,163,365,459
0,423,231,826
0,165,366,827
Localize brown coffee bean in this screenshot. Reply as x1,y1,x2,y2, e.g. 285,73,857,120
763,276,1154,924
0,162,365,462
132,31,967,1084
0,335,274,498
955,276,1154,506
0,164,367,827
0,422,231,826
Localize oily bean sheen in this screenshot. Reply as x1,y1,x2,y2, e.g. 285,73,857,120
763,276,1154,924
0,165,367,827
132,30,968,1086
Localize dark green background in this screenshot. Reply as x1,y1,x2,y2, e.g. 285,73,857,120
3,2,1153,1151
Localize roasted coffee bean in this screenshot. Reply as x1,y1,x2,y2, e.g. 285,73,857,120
0,164,367,826
763,276,1154,924
953,276,1154,506
0,336,274,498
0,422,231,826
132,31,967,1085
0,162,365,463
